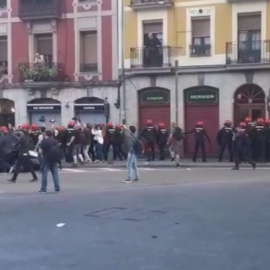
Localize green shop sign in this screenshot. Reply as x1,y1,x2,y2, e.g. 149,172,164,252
186,88,219,104
140,89,170,104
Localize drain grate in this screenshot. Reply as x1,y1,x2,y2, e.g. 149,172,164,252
85,207,168,222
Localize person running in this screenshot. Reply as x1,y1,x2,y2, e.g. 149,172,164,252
8,130,38,183
123,125,144,183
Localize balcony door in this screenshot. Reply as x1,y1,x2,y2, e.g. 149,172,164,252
238,14,261,63
34,34,53,65
142,21,163,67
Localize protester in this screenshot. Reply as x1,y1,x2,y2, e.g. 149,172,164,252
92,124,104,162
123,125,144,183
39,130,61,193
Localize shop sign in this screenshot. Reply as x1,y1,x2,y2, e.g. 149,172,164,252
186,88,219,104
140,89,170,104
27,104,61,112
74,104,105,113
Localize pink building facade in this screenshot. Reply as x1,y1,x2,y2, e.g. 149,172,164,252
0,0,119,126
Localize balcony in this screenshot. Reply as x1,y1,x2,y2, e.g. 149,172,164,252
130,46,172,70
130,0,173,10
190,44,211,57
226,40,270,65
19,0,61,21
19,62,65,83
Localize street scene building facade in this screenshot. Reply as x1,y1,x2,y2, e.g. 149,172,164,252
0,0,118,127
123,0,270,155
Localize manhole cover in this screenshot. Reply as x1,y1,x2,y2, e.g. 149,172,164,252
85,207,168,222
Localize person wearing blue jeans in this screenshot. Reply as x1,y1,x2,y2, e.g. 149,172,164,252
39,129,61,193
123,125,143,183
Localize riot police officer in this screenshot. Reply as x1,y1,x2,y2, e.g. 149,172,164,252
156,122,168,160
265,119,270,161
186,121,210,162
30,124,40,147
141,119,157,161
253,118,266,162
65,120,75,162
105,122,117,160
115,124,125,160
217,120,235,162
232,122,256,170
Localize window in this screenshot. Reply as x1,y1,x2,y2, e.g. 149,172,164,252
190,17,211,56
238,13,261,63
34,34,53,65
80,31,98,73
0,0,6,9
0,36,8,75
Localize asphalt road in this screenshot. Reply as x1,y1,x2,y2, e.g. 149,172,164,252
1,167,270,270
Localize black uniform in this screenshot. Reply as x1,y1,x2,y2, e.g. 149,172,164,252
30,131,40,147
187,126,210,162
9,134,38,182
141,125,157,161
217,125,235,162
253,124,265,161
105,127,117,160
233,128,256,169
265,125,270,161
156,127,168,160
115,127,125,160
65,127,75,162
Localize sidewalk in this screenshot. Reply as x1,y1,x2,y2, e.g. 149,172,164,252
68,159,270,169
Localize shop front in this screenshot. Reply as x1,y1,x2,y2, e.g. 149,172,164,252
27,98,61,126
138,87,170,129
0,98,15,127
74,97,108,125
234,84,266,124
184,86,219,156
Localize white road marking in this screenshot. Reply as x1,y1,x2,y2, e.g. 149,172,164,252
61,168,89,173
98,168,125,172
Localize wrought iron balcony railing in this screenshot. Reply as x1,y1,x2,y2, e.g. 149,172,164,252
189,44,211,57
130,0,173,9
80,63,98,73
19,62,65,82
226,40,270,64
19,0,61,20
130,46,172,69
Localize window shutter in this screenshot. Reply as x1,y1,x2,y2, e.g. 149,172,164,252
192,19,210,37
81,31,97,64
238,15,261,31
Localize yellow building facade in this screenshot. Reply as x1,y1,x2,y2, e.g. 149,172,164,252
122,0,270,156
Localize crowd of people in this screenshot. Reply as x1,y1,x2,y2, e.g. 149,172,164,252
1,115,270,182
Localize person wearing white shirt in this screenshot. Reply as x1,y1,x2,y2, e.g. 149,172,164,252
92,126,104,162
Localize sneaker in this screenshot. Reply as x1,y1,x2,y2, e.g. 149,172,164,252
122,179,132,183
252,163,256,169
55,189,60,193
39,190,47,193
7,179,15,183
29,178,38,182
133,178,140,182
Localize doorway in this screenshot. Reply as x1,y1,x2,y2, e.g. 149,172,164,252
0,98,15,126
234,84,265,124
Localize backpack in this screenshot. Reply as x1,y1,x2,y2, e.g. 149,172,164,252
173,127,184,141
133,137,142,155
48,144,62,163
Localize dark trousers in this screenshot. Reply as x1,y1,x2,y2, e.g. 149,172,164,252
193,141,206,161
145,141,155,161
234,145,255,168
65,145,73,163
253,140,265,161
89,143,96,161
105,142,119,160
158,142,166,160
12,155,38,181
116,142,125,160
218,142,233,161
